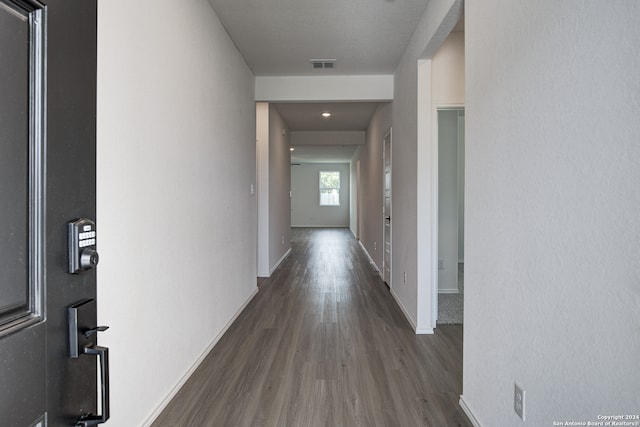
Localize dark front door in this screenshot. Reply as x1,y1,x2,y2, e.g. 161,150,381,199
0,0,99,425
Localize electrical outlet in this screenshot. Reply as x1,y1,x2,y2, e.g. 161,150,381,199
438,259,444,269
514,383,525,421
374,242,377,251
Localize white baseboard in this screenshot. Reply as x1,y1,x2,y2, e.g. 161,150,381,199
142,286,260,427
269,248,291,275
291,225,350,228
389,288,434,334
358,240,380,274
438,288,460,294
356,244,428,333
459,395,482,427
390,288,414,328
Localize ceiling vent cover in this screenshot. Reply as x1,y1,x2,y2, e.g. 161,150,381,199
310,59,336,69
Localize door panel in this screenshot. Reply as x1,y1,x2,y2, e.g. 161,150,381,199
0,1,47,424
0,0,99,425
0,330,46,425
0,0,30,326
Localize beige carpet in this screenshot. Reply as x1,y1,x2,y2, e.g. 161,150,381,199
437,263,464,324
437,293,464,324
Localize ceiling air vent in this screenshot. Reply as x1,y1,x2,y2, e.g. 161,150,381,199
310,59,336,69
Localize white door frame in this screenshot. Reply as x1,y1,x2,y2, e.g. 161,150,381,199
356,159,361,238
382,128,392,287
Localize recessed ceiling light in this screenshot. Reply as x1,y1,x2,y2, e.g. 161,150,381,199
322,112,331,118
290,147,295,151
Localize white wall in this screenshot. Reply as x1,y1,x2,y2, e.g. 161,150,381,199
256,103,270,276
268,105,292,270
463,1,640,425
257,104,292,276
432,31,465,105
291,131,365,146
291,163,350,227
393,0,462,332
351,103,392,271
255,75,393,102
97,1,257,425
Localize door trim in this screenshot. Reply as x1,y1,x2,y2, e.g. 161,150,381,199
382,128,392,287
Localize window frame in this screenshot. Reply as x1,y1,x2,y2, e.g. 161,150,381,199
319,170,341,207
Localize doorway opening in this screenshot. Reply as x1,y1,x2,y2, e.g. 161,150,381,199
437,108,464,325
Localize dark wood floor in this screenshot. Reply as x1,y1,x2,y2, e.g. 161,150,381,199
152,228,471,427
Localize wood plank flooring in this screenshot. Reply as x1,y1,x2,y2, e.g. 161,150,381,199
152,228,471,427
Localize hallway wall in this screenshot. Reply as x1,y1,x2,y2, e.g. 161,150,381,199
97,0,257,425
257,104,292,276
351,103,392,271
291,163,350,227
392,0,462,331
463,1,640,425
268,105,292,270
291,131,364,146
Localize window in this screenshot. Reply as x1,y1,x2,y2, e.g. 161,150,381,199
319,171,340,206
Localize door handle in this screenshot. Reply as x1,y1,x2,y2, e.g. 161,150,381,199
77,345,110,427
84,326,109,338
385,216,391,222
68,299,110,426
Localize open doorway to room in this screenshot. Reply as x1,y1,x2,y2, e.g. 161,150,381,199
437,108,465,325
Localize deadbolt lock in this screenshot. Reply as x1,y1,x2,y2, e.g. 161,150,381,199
68,218,99,274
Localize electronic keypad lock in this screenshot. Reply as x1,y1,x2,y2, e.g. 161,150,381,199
68,218,99,273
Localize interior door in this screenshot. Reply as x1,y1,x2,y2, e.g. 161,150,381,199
0,0,101,425
383,129,392,286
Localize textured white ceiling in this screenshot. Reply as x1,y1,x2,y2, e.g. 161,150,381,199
207,0,431,76
207,0,432,161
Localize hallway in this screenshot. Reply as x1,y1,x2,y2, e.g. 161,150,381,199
152,228,471,426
